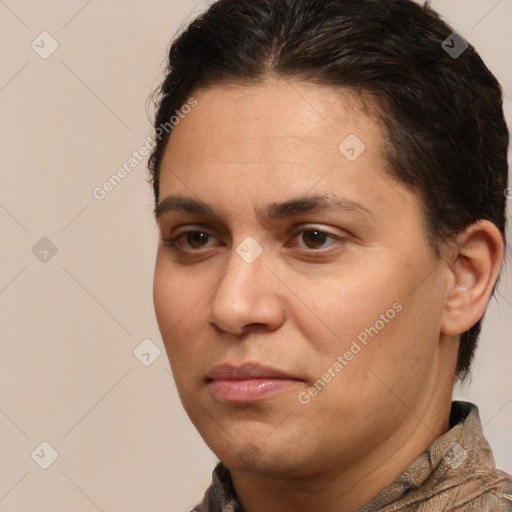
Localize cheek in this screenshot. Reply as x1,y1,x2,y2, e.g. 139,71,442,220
297,269,401,351
153,258,178,334
153,257,204,363
344,277,445,396
298,255,440,379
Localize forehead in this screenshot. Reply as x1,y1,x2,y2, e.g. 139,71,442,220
169,79,379,148
161,79,384,187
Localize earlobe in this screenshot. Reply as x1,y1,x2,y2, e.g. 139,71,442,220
441,220,504,336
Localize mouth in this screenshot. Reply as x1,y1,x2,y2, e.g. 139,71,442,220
206,362,302,403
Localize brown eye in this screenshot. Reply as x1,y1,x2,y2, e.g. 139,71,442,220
301,229,330,249
185,232,211,249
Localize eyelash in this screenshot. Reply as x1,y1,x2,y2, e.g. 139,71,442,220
160,226,345,255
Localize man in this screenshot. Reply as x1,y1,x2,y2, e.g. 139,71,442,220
149,0,512,510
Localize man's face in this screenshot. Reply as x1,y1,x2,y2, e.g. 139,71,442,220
153,80,453,476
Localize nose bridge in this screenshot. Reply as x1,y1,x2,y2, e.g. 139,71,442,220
208,240,284,334
219,233,267,296
215,243,267,313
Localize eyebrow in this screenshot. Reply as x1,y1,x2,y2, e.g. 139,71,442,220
154,193,374,221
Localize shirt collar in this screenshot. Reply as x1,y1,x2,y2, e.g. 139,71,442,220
359,400,492,510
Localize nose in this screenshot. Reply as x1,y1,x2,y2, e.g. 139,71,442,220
207,246,286,336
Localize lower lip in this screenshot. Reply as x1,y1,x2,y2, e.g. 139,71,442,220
208,378,298,403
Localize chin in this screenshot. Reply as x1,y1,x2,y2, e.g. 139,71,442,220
222,447,295,474
205,425,314,476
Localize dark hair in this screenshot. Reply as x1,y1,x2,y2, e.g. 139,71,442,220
148,0,509,380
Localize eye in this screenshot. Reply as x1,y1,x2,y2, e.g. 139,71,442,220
160,230,218,251
290,226,342,250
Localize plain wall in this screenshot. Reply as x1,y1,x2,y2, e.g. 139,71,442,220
0,1,510,510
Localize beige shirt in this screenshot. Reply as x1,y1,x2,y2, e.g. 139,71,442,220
192,401,512,511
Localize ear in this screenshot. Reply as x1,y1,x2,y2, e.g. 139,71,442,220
441,220,504,336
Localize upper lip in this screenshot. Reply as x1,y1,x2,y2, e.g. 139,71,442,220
207,362,298,381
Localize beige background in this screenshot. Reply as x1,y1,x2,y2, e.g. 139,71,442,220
0,1,511,510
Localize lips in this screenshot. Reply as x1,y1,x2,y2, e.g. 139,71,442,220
206,362,301,403
207,362,297,381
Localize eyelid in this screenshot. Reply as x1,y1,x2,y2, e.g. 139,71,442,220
290,223,346,239
169,223,216,237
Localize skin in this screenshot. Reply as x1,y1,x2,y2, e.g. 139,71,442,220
152,79,503,512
